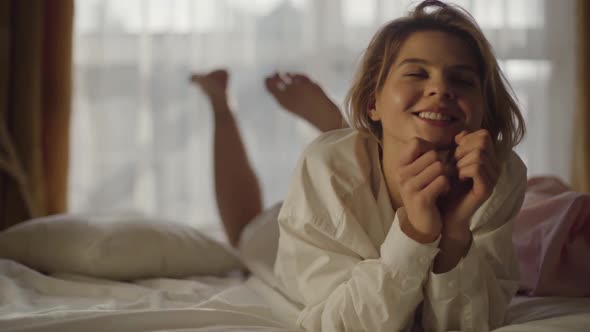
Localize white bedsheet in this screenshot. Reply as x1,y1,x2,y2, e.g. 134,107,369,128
0,259,299,331
498,296,590,331
1,258,589,332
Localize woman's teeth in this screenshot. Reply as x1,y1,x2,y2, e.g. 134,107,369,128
417,112,452,121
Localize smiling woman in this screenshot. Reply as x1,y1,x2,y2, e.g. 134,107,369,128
272,2,531,330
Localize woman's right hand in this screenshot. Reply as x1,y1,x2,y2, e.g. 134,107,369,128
394,138,451,243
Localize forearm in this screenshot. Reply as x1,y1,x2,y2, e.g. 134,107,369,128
423,152,526,330
278,213,440,332
423,232,518,331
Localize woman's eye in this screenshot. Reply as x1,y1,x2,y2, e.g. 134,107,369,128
452,76,476,86
405,72,427,78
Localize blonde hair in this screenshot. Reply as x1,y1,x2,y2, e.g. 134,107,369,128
344,0,525,161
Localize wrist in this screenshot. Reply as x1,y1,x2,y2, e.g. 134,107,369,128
434,229,473,273
440,227,472,250
400,213,440,244
442,222,471,240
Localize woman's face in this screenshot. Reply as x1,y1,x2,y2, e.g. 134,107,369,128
371,30,485,150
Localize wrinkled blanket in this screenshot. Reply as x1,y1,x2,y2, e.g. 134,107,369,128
513,177,590,296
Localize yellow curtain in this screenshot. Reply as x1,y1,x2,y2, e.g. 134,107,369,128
572,0,590,192
0,0,73,231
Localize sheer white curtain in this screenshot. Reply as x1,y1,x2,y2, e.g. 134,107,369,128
70,0,577,231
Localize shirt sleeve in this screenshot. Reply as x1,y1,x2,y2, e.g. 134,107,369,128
421,152,527,332
275,209,440,332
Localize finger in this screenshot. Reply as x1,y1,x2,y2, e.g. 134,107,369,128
402,150,456,178
457,146,499,175
456,149,498,180
399,137,437,166
437,148,454,165
457,163,498,194
455,130,492,153
454,130,469,145
458,164,494,200
457,150,498,180
458,161,495,189
455,131,491,158
399,150,438,178
455,130,496,163
405,160,446,192
422,175,451,200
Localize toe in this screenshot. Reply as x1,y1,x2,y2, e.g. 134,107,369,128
265,73,283,93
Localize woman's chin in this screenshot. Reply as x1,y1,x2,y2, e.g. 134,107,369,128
418,134,456,149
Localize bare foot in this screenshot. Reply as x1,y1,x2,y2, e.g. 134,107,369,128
190,69,229,106
265,72,344,132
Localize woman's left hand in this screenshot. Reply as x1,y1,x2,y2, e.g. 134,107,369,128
440,129,500,236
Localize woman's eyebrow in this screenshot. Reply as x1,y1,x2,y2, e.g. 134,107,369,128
397,58,428,67
450,64,478,75
397,58,477,74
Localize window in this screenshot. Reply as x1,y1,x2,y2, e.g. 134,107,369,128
71,0,576,230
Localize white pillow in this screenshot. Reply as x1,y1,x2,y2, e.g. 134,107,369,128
0,213,243,280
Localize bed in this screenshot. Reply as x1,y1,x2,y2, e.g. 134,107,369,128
1,178,589,331
1,258,590,332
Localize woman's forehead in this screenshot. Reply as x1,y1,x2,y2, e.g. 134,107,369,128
393,30,479,68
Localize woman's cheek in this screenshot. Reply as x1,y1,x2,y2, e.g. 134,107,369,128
462,100,485,131
396,87,422,111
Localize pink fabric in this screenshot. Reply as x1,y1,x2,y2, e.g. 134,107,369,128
512,176,590,296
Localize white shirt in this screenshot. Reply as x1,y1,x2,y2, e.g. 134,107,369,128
273,128,527,332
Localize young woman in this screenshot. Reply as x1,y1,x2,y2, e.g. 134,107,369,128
273,1,526,331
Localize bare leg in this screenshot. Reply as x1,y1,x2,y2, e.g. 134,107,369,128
190,69,262,247
265,72,345,132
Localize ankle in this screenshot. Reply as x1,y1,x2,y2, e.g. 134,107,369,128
210,96,230,110
313,104,344,132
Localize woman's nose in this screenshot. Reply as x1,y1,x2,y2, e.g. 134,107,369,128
426,79,455,100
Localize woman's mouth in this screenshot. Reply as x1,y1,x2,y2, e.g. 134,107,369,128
412,111,459,127
415,111,454,121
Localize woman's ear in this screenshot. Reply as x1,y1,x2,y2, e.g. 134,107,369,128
368,108,381,121
367,99,381,121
